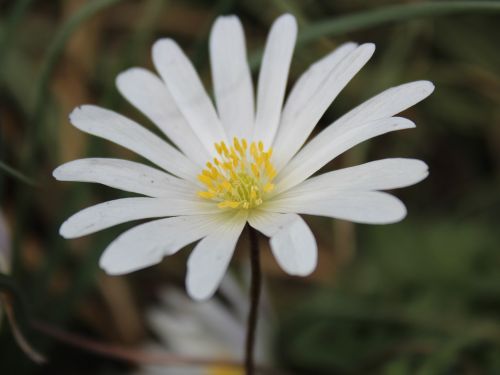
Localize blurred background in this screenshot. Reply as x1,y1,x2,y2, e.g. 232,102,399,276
1,0,500,374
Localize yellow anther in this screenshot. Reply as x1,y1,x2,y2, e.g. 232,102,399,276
198,174,213,186
220,141,229,155
198,191,216,199
250,189,257,200
265,164,276,179
250,143,257,157
233,137,244,154
218,201,241,209
197,138,276,210
251,163,260,178
263,183,274,192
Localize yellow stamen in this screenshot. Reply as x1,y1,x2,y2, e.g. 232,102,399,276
197,138,276,210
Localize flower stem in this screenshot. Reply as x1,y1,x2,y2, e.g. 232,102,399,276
245,226,261,375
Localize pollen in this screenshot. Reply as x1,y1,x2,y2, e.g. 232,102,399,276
197,137,277,210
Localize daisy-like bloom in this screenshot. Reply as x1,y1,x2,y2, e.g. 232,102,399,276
54,14,433,300
134,275,270,375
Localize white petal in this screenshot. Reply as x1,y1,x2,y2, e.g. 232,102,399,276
100,214,225,275
280,158,429,198
152,39,227,155
279,42,358,121
186,211,247,300
209,16,254,139
53,158,197,198
249,211,317,276
116,68,210,167
273,43,374,170
334,80,434,132
275,117,415,194
252,14,297,147
69,105,199,181
60,197,218,239
266,190,407,224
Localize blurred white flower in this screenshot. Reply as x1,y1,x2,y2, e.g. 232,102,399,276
133,275,270,375
54,14,433,300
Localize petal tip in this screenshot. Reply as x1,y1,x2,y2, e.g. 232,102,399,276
361,42,376,52
116,67,139,86
186,282,214,301
68,104,97,125
52,166,64,180
152,38,176,53
395,117,416,129
275,13,298,31
99,258,123,276
387,198,407,224
214,14,239,25
59,221,74,239
422,80,435,95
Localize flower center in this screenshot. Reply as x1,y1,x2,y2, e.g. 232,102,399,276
197,137,276,209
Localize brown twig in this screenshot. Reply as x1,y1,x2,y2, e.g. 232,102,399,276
245,226,262,375
31,320,289,375
1,294,46,364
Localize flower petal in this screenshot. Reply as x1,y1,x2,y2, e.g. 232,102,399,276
100,215,225,275
333,80,434,131
249,211,317,276
116,68,210,166
209,16,254,139
266,190,407,224
69,105,199,181
152,39,227,154
275,117,415,194
279,42,358,122
53,158,197,198
279,158,428,198
186,211,247,300
252,14,297,147
60,197,218,239
273,43,374,170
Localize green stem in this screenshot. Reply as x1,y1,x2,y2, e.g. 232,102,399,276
249,1,500,68
0,0,35,70
0,161,37,187
30,0,123,124
299,1,500,44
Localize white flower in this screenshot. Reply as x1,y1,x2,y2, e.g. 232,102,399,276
54,14,433,300
133,275,270,375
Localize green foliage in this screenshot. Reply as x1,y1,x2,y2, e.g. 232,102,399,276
0,0,499,374
276,219,500,374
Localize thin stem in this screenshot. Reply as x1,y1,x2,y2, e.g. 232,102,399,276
248,1,500,69
245,226,262,375
30,0,123,123
0,294,46,364
31,319,290,374
0,161,38,187
298,1,500,45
